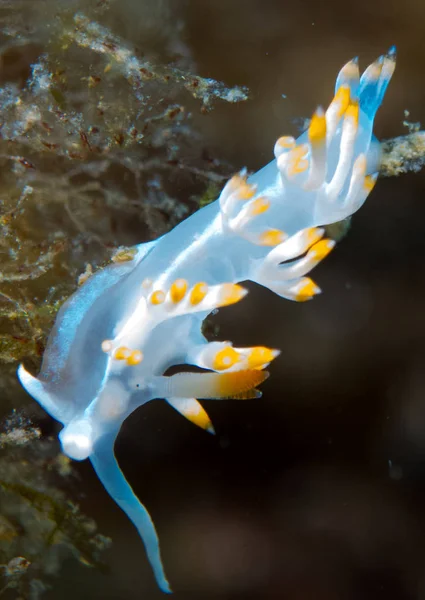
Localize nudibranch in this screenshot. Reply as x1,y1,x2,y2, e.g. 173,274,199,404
17,49,395,592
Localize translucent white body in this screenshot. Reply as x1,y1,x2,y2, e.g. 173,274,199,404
18,50,395,593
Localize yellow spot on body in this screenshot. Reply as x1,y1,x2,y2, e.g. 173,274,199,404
333,85,351,117
258,229,286,246
115,346,131,360
219,283,247,306
250,197,270,216
345,101,359,125
150,290,166,305
308,110,327,145
101,339,113,353
190,282,208,305
170,279,188,303
213,346,241,370
247,347,279,369
364,174,377,193
295,278,319,302
277,136,296,149
309,239,335,261
127,350,144,366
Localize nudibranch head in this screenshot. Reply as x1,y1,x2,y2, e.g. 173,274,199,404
245,48,396,241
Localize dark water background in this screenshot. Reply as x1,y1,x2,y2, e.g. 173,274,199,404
13,0,425,598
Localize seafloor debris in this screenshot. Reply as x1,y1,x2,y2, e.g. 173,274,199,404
71,12,248,110
0,411,111,599
0,1,247,376
381,131,425,177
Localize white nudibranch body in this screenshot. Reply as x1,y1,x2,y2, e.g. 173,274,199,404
17,50,396,593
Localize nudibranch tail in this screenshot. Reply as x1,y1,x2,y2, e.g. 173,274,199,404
90,433,172,594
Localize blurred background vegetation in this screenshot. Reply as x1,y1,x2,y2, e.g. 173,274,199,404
1,0,425,598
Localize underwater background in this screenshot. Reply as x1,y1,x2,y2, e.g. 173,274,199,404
1,0,425,598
